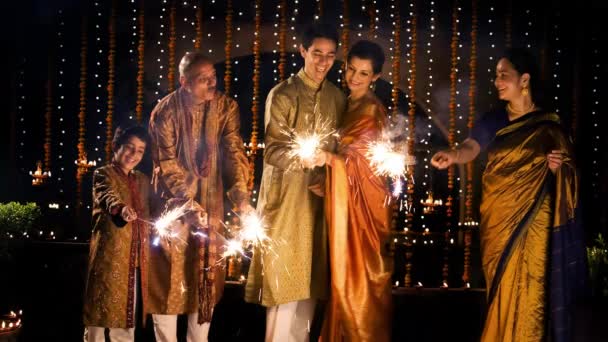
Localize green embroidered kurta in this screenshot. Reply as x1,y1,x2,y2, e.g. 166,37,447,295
83,165,151,328
245,69,347,306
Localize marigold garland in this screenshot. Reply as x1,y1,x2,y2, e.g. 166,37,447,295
44,70,52,173
78,17,88,171
167,2,177,93
406,1,417,232
136,0,145,124
76,17,88,209
390,0,400,115
224,0,233,96
341,0,349,89
248,0,262,191
463,0,478,286
571,59,579,140
446,0,459,222
278,0,287,82
465,0,477,222
194,1,203,50
317,0,323,18
105,0,117,163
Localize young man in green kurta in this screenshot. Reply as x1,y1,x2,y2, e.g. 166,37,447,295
245,23,347,341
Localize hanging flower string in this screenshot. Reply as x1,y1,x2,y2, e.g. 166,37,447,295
465,0,477,222
105,0,117,163
167,2,177,93
340,0,349,89
248,0,262,192
224,0,233,96
463,0,478,287
390,0,400,116
368,0,376,38
194,1,203,50
278,0,287,82
406,1,417,230
316,0,323,18
136,0,145,123
77,17,88,209
77,17,88,174
446,0,459,220
44,66,53,174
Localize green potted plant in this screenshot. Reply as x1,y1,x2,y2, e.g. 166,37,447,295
0,202,41,260
587,233,608,298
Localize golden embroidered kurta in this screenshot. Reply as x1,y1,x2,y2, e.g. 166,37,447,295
245,69,347,307
321,95,393,342
480,111,578,342
83,165,151,328
148,88,250,318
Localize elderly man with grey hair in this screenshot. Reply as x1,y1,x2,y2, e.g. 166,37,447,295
148,51,252,342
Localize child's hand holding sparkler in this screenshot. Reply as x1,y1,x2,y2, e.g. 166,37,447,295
121,206,138,222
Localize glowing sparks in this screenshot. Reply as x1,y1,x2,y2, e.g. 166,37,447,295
239,212,270,245
283,112,336,169
366,134,416,196
290,134,322,161
154,202,188,235
222,239,245,258
367,140,408,179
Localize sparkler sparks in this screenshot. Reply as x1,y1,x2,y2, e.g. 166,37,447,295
283,112,336,169
366,126,416,197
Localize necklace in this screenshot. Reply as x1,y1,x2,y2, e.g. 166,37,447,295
507,101,535,115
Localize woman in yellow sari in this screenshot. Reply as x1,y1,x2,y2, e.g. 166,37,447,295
315,40,392,341
432,48,587,341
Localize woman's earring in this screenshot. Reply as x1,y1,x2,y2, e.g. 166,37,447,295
521,86,529,96
370,82,376,92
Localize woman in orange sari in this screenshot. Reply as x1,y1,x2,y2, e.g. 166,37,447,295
432,48,587,341
317,40,392,342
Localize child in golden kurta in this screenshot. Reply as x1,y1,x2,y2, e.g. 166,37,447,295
83,126,151,342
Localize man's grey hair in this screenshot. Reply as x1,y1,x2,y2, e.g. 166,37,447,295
178,51,213,80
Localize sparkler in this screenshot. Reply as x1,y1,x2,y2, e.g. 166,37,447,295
283,112,336,169
366,129,416,196
147,200,203,246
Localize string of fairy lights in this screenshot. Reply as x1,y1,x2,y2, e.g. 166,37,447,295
16,66,26,164
205,0,217,55
486,3,496,99
552,12,561,114
181,0,196,45
155,0,168,100
354,1,364,38
455,6,465,145
289,0,299,77
523,7,532,49
590,37,601,198
338,0,348,87
128,0,138,122
231,5,247,99
271,2,281,83
420,1,436,234
92,1,105,163
55,10,66,193
421,1,436,191
129,0,138,59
